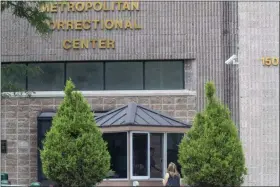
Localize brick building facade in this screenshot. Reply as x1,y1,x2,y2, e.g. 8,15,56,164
1,95,196,185
1,1,279,186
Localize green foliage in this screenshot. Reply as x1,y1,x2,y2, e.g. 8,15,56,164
40,79,111,187
1,1,52,34
178,81,247,187
1,64,42,97
1,1,52,96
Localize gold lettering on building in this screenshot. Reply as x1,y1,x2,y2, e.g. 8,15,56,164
50,3,57,13
48,20,142,31
83,20,91,30
68,2,75,12
85,2,93,11
93,2,103,11
74,21,83,30
124,20,132,29
62,40,72,50
62,39,116,50
40,1,140,12
40,1,141,50
261,57,280,66
104,20,114,30
75,2,85,12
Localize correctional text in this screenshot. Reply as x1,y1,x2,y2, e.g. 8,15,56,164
40,1,141,50
48,20,141,31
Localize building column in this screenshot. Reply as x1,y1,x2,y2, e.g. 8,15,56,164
238,2,280,186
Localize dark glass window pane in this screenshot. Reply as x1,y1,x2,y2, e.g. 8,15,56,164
167,133,184,176
28,63,64,91
1,64,26,92
66,62,103,90
145,61,183,90
133,133,148,176
150,133,163,178
103,133,127,179
105,62,143,90
37,120,52,182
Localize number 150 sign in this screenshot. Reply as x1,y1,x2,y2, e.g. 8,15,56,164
261,57,279,66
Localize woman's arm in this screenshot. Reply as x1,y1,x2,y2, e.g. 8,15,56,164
162,173,169,186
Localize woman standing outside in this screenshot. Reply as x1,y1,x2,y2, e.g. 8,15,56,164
162,162,181,186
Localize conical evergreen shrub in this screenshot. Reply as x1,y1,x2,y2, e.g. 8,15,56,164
40,79,110,187
178,81,247,187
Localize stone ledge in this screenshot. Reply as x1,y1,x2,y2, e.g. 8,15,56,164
3,90,196,98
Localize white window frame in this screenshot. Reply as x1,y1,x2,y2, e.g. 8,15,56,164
130,131,150,180
130,132,167,180
163,133,167,177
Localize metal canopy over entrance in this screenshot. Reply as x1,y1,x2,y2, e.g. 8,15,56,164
38,102,191,130
95,102,191,128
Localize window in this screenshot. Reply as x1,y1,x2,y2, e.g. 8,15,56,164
150,133,164,178
131,133,149,178
105,62,143,90
145,61,184,90
37,119,52,183
131,132,165,179
1,63,26,92
167,133,184,175
2,60,184,92
66,62,103,90
103,133,127,179
28,63,64,91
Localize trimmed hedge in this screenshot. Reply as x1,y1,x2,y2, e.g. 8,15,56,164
40,79,110,187
179,81,247,187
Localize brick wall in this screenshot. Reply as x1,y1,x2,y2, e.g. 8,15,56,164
0,95,196,185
